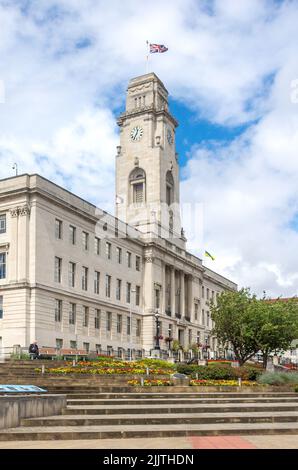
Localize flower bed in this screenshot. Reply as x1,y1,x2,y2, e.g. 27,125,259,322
189,379,257,386
127,379,171,387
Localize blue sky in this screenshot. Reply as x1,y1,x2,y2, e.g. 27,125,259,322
1,0,298,297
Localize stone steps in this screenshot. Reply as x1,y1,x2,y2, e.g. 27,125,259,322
21,411,298,427
1,422,298,440
66,397,298,405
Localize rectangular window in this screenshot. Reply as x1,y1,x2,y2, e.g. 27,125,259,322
56,338,63,349
94,271,100,294
83,342,89,353
127,316,131,335
126,282,131,303
202,309,205,326
70,340,77,349
106,275,111,297
69,303,76,325
188,329,192,344
168,324,173,338
55,299,62,322
136,256,141,271
134,182,144,203
197,331,200,344
82,231,89,251
106,242,112,260
194,303,199,321
116,279,121,301
0,296,3,319
207,311,210,327
155,288,160,309
136,319,141,337
82,266,88,291
0,253,6,279
69,225,76,245
83,306,89,327
68,262,76,287
106,312,112,331
95,237,100,255
95,344,101,354
127,251,131,268
95,309,101,330
135,285,140,306
54,257,62,283
116,247,122,264
55,219,62,239
202,286,205,298
0,214,6,234
207,288,209,300
117,314,122,334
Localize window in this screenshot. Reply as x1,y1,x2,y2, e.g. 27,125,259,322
56,338,63,350
106,242,112,260
0,296,3,319
95,344,101,354
83,306,89,327
117,314,122,334
70,340,77,349
55,219,62,239
82,231,89,251
136,319,141,337
105,275,111,297
54,257,62,283
188,329,192,344
129,167,146,204
166,171,174,205
95,237,100,255
202,309,205,326
93,271,100,294
0,215,6,234
155,288,160,309
55,299,62,322
194,303,199,321
0,253,6,279
127,251,131,268
207,311,210,327
136,256,141,271
69,225,76,245
168,324,173,338
135,286,140,306
116,279,121,301
106,312,112,331
196,331,200,344
68,262,76,287
83,342,90,353
116,247,122,264
82,266,88,291
207,288,209,300
127,316,131,335
69,303,76,325
95,309,101,330
202,286,205,298
126,282,131,303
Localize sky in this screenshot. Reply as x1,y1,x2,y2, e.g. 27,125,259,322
0,0,298,298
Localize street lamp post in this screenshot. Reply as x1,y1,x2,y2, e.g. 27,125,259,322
129,288,136,361
154,311,160,350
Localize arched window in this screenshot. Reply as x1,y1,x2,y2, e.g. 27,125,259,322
166,171,174,205
129,167,146,204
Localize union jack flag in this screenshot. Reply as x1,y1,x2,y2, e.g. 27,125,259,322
150,43,168,53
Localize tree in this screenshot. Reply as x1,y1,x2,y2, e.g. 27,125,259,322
210,288,260,366
254,298,298,369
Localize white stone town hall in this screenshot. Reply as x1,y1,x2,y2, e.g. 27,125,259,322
0,73,236,359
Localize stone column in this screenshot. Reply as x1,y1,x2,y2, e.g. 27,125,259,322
180,271,185,318
161,262,166,314
8,207,19,282
170,267,175,317
188,275,194,321
18,205,30,282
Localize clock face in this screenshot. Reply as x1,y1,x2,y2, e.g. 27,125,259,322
130,126,143,141
167,128,173,145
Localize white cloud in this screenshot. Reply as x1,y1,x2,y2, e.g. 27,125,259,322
0,0,298,296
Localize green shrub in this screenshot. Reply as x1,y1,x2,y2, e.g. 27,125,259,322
295,386,298,393
138,358,176,370
176,363,261,381
258,372,298,386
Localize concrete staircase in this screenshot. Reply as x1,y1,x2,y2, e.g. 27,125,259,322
1,391,298,440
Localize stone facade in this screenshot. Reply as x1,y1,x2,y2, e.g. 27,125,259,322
0,73,237,359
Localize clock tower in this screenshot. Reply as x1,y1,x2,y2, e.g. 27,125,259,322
116,73,185,247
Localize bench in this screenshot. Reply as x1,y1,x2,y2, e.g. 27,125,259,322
60,349,88,361
29,347,57,360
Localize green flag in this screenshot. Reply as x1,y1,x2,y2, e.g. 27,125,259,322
205,250,215,261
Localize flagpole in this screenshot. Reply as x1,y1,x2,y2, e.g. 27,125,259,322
146,40,149,74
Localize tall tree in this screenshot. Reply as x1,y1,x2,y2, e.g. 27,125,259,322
210,288,261,366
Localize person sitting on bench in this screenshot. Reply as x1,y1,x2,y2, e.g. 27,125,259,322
29,341,40,359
